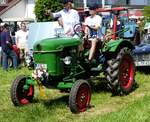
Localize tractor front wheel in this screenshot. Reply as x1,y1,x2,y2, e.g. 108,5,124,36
10,75,34,106
69,80,91,113
105,47,135,95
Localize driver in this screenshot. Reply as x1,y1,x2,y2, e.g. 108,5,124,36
45,0,80,37
84,4,102,62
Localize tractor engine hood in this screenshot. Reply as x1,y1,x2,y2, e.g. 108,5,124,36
33,37,81,52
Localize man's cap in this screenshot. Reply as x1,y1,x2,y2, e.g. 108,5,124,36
88,4,98,10
62,0,73,4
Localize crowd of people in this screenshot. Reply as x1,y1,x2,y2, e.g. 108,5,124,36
0,19,29,71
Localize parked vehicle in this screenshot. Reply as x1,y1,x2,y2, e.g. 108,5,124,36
133,22,150,67
0,18,34,67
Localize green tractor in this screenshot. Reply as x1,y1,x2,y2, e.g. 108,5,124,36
10,7,136,113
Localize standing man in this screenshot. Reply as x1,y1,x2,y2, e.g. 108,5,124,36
45,0,80,36
84,4,102,62
15,22,29,66
0,23,17,71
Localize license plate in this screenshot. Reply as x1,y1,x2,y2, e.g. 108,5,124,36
135,61,150,66
36,64,47,69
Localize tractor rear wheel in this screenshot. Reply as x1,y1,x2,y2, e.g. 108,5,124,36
10,75,34,106
69,79,91,113
105,47,135,95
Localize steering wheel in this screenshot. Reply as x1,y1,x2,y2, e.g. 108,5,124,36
73,23,84,38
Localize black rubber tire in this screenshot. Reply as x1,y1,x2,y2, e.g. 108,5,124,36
10,75,34,106
69,79,91,113
105,47,135,95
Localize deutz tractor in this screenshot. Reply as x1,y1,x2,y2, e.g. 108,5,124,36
10,7,136,113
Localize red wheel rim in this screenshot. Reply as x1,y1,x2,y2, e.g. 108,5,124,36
16,78,34,105
119,55,134,89
76,84,91,112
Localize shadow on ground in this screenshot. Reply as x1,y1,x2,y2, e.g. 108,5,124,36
43,95,68,106
31,76,139,110
88,77,111,93
89,76,139,97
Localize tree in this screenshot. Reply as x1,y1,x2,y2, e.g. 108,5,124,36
143,6,150,22
34,0,63,22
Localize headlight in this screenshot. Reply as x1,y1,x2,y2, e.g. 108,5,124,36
63,56,72,65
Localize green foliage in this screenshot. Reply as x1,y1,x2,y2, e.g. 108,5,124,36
34,0,63,22
143,6,150,22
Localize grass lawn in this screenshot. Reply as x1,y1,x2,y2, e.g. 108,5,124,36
0,67,150,122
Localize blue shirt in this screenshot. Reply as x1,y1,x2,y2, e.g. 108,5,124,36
0,31,11,51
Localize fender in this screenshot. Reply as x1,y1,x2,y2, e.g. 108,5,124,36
102,39,134,53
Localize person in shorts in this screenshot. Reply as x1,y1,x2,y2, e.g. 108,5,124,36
84,4,102,61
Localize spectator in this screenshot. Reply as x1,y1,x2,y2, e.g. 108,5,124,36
45,0,80,36
0,23,17,71
15,22,29,66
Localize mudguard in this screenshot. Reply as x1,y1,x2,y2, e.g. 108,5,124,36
102,39,134,53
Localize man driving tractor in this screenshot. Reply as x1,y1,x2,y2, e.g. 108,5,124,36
45,0,80,37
